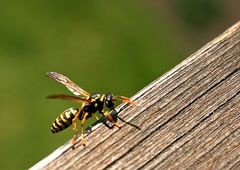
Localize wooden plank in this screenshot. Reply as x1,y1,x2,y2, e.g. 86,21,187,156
30,21,240,170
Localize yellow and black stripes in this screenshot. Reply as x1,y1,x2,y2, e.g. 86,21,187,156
51,108,79,133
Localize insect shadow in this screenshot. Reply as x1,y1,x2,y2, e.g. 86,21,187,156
88,107,141,131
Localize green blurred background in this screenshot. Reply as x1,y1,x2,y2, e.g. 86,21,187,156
0,0,239,169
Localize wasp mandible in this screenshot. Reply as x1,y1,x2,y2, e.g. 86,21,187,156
47,72,135,148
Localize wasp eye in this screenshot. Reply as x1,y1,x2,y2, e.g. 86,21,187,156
106,93,113,101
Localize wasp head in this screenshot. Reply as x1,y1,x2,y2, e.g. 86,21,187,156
105,93,115,109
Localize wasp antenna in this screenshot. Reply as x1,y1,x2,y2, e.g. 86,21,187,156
115,96,137,106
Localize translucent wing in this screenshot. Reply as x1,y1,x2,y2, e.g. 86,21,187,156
47,72,90,97
47,94,92,103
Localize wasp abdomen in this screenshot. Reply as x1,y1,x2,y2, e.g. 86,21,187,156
51,108,79,133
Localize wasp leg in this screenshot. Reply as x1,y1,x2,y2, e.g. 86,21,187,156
95,114,100,120
71,108,84,149
103,111,122,128
80,112,88,146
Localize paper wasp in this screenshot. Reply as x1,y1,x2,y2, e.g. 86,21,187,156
47,72,135,148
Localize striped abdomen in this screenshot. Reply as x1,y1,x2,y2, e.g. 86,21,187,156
51,108,79,133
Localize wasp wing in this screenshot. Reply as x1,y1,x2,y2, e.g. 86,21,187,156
47,72,90,97
47,94,91,103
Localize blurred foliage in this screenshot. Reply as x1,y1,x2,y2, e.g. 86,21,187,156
0,0,236,169
173,0,223,29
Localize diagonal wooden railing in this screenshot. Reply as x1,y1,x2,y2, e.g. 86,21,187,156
30,21,240,170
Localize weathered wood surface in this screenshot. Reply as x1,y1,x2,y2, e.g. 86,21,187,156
31,22,240,170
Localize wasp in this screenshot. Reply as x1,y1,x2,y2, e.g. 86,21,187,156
47,72,135,148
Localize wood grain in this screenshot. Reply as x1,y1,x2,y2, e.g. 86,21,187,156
30,21,240,170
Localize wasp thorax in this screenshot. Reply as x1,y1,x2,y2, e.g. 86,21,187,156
90,93,101,100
